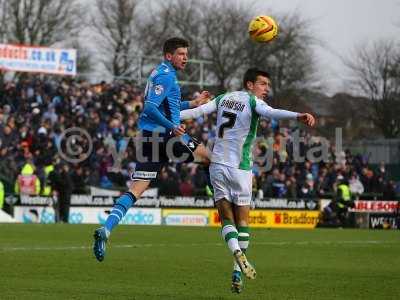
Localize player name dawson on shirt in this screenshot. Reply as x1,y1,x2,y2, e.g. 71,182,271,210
220,98,245,112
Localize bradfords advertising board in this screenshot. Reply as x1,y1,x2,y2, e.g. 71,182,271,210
270,211,320,228
162,209,209,226
0,44,77,75
350,201,400,213
209,210,320,229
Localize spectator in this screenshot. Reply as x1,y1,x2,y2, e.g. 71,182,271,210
14,161,41,195
71,166,88,194
334,176,354,226
271,172,287,198
0,125,17,149
179,176,194,197
298,173,317,199
261,169,277,197
40,158,55,196
49,163,73,223
360,167,374,193
377,161,388,181
158,168,180,196
315,171,330,197
191,165,209,196
349,173,364,197
382,180,396,200
0,77,396,201
285,177,297,198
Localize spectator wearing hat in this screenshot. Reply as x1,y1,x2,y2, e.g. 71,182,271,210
299,173,317,199
14,161,41,195
335,175,354,226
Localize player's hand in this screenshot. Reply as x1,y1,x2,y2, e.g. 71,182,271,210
191,91,210,107
173,124,186,136
297,113,316,127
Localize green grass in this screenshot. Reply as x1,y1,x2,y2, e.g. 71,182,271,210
0,224,399,300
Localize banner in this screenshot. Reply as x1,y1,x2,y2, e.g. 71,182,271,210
70,195,117,206
71,207,161,225
209,209,320,228
162,209,209,226
369,213,399,229
253,198,318,210
19,195,55,206
13,206,161,225
89,186,121,196
15,195,215,207
14,194,322,209
135,197,215,208
350,200,400,213
0,44,77,76
14,206,56,224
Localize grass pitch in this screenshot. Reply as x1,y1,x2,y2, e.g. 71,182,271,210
0,224,399,300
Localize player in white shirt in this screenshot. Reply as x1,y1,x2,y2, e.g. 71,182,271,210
181,68,315,293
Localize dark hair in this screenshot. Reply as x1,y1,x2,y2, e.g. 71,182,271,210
242,68,271,89
163,37,189,55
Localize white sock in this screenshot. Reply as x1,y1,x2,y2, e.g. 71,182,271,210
221,223,241,254
233,230,250,272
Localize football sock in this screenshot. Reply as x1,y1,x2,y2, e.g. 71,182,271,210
221,219,240,254
104,192,136,236
234,226,250,272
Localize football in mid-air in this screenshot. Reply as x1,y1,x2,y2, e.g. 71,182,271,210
248,15,278,43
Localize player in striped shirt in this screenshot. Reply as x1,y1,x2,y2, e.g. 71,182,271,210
181,68,315,293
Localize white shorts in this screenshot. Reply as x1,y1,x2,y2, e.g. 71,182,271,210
209,163,252,206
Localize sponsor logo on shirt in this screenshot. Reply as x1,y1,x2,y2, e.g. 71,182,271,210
133,171,157,179
150,69,158,77
154,85,164,95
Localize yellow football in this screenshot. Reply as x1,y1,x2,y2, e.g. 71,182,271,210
248,15,278,43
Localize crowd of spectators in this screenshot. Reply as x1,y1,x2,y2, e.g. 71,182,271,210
0,77,398,200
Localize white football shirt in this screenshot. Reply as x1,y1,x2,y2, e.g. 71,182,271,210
180,91,298,170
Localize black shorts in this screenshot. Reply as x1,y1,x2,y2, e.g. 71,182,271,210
131,130,200,181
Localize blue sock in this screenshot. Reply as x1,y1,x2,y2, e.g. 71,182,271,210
104,192,136,234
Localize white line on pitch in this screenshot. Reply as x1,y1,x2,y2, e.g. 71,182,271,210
0,240,398,252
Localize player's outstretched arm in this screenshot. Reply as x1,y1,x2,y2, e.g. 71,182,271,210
180,99,217,120
190,91,211,108
255,99,299,120
297,113,316,127
255,99,316,127
180,91,211,110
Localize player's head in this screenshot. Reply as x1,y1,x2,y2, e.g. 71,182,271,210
243,68,271,99
163,37,189,71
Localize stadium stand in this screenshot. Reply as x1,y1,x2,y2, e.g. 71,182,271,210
0,78,399,200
